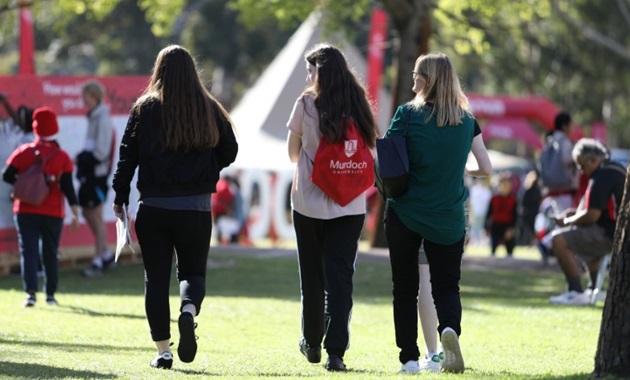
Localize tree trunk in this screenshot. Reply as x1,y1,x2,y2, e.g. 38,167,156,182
594,158,630,378
371,0,433,247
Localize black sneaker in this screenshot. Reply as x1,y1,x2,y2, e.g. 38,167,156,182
24,293,36,308
150,351,173,369
298,337,321,363
46,295,58,306
325,355,346,372
177,312,198,363
102,254,116,270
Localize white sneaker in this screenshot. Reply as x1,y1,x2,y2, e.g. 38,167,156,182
549,290,590,306
441,327,464,373
418,353,441,372
400,360,419,374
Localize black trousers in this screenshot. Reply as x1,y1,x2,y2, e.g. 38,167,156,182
384,205,464,364
135,204,212,342
490,223,516,255
292,210,365,358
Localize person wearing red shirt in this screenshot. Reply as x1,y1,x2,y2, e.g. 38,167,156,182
486,173,518,258
2,107,79,307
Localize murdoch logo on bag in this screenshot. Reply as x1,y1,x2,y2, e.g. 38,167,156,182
344,139,358,157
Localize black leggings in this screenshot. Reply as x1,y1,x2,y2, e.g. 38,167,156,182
135,204,212,342
384,205,464,364
292,210,365,358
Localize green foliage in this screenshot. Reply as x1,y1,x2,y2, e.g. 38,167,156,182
0,250,600,378
23,0,184,37
432,0,630,147
229,0,315,30
138,0,186,36
229,0,373,35
3,0,629,145
32,1,166,75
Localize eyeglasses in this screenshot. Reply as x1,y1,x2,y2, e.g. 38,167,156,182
412,71,418,78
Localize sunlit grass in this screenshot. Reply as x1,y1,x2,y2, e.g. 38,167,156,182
0,250,599,379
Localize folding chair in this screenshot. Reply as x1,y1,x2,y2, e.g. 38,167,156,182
590,253,612,305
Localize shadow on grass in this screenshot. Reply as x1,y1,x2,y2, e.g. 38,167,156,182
479,372,593,379
0,362,116,378
0,253,573,308
173,370,319,377
172,368,222,376
0,336,148,353
53,304,147,320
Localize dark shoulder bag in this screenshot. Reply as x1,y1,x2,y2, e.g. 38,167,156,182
374,107,411,199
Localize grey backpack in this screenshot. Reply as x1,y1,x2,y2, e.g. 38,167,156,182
539,134,573,190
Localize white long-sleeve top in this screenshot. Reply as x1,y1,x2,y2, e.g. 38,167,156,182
83,102,114,178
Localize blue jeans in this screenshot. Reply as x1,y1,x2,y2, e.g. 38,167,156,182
14,213,64,296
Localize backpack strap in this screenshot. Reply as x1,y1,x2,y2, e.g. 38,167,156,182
31,146,62,184
602,161,627,176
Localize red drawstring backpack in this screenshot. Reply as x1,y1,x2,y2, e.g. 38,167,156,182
311,119,374,206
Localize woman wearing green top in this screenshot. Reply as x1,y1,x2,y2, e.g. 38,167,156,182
383,53,492,374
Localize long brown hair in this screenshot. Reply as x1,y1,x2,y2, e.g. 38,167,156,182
303,43,377,148
135,45,231,151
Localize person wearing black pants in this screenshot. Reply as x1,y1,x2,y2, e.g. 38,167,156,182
381,53,492,374
286,44,379,371
293,211,364,361
385,206,465,363
112,45,238,369
3,107,80,308
134,205,213,343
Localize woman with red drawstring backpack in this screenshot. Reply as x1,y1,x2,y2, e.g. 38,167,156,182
286,43,378,372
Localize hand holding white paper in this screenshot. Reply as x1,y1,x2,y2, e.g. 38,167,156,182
115,204,135,262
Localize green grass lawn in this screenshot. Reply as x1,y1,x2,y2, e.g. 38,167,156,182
0,248,602,379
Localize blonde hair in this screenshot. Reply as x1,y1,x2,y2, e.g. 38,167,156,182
81,80,105,102
410,53,470,127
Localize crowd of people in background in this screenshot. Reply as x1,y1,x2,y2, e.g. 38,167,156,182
0,42,626,375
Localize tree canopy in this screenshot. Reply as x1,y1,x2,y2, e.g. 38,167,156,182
1,0,630,145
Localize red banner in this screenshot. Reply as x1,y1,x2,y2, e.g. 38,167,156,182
18,1,35,75
367,8,387,113
482,118,543,150
468,94,585,140
0,76,148,116
0,75,149,254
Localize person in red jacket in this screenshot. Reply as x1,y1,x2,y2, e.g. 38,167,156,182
486,173,518,258
2,107,79,307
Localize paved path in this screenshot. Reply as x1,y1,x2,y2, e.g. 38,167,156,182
210,245,561,273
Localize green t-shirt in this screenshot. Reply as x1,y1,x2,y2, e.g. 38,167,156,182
386,104,474,245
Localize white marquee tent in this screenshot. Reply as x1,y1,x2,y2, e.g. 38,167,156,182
229,12,393,171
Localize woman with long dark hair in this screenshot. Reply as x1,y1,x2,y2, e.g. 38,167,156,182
286,43,378,372
112,45,238,369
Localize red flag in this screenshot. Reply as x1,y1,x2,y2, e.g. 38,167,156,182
19,0,36,75
590,121,607,144
367,8,387,114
